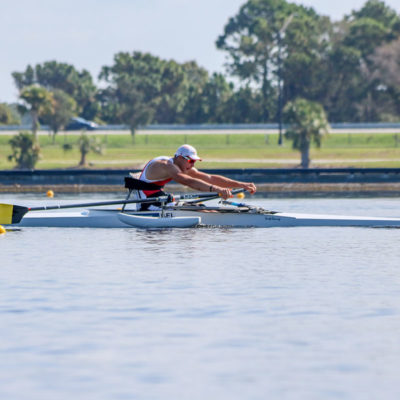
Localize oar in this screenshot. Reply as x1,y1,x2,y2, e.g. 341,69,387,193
220,198,278,214
184,188,246,204
0,196,172,224
0,189,245,225
0,204,27,225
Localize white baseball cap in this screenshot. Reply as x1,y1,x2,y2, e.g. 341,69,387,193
175,144,202,161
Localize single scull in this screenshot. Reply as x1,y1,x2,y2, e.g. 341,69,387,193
2,188,400,228
11,204,400,228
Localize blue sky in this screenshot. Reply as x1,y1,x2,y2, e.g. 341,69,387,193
1,0,399,103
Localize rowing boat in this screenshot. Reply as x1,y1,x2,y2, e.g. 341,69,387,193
13,204,400,228
2,182,400,228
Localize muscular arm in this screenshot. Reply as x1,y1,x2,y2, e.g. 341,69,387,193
158,161,256,199
166,165,216,192
188,169,257,194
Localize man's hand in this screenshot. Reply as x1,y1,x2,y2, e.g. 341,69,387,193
215,187,233,199
242,182,257,194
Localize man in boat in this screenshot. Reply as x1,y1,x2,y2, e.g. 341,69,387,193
136,144,257,210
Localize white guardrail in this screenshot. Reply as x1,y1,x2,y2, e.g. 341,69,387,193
2,123,400,135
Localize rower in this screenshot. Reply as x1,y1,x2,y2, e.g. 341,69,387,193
129,144,256,211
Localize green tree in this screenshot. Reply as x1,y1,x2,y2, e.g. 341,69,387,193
18,86,53,139
223,86,264,123
216,0,328,122
154,60,190,123
77,133,104,167
346,1,400,122
322,44,364,122
369,37,400,121
0,103,21,125
283,98,329,168
41,89,77,142
99,52,165,136
201,73,234,123
178,70,234,123
344,18,388,58
8,132,41,169
12,61,99,120
349,0,400,40
177,61,210,123
12,65,35,90
322,0,400,122
281,13,332,105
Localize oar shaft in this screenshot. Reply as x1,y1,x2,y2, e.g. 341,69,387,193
182,188,245,204
28,197,171,211
27,189,241,211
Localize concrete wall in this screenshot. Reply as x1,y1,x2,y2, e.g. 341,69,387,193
2,168,400,186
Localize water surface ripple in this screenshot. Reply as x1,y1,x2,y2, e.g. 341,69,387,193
1,196,400,399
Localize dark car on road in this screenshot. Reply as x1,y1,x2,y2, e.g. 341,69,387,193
65,117,98,131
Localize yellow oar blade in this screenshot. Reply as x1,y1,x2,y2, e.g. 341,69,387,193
0,204,29,224
0,204,13,224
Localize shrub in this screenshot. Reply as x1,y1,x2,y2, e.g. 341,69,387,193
8,132,41,169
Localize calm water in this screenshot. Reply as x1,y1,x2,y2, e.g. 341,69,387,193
1,195,400,400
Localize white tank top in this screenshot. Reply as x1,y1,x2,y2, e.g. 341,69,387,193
139,156,173,183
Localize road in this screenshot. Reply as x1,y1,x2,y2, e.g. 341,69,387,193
2,128,400,135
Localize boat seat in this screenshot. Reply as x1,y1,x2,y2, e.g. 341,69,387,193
123,175,164,211
124,176,163,191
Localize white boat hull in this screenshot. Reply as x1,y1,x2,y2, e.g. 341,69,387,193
117,212,201,228
13,207,400,228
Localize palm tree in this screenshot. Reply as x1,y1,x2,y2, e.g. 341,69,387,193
77,133,104,167
18,85,53,139
283,98,330,168
41,89,77,143
8,132,41,169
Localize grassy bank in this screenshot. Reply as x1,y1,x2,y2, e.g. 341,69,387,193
1,132,400,169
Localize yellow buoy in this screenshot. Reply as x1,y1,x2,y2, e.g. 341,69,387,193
0,225,6,235
237,192,245,199
46,190,54,198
